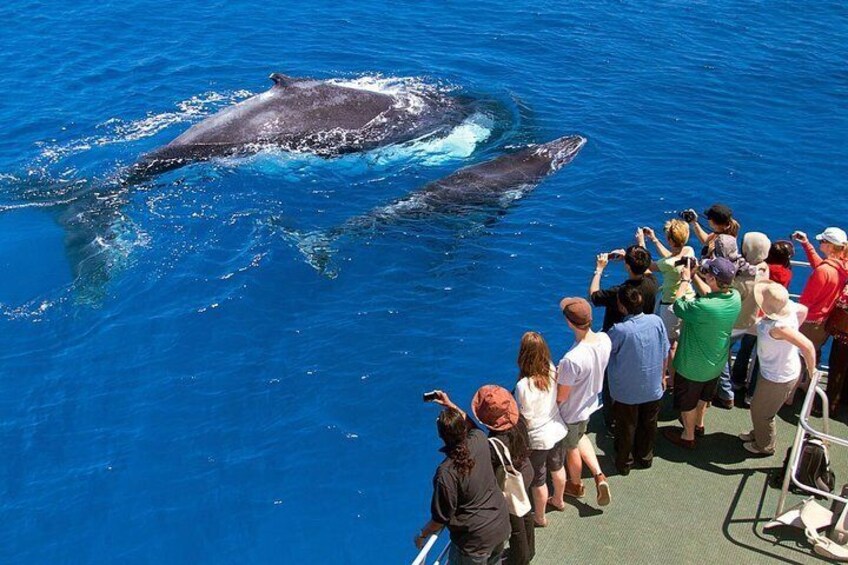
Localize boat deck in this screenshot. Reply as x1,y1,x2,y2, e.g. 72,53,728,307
532,395,847,564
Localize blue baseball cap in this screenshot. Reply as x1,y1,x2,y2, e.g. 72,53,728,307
700,257,736,285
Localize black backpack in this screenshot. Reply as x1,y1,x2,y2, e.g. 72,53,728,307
769,436,836,495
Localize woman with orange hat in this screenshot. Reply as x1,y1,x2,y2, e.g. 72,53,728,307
472,385,536,564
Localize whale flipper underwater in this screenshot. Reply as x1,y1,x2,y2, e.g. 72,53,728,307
127,73,472,182
285,134,587,275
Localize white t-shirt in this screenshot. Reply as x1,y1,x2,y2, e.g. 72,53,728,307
515,365,568,450
557,333,612,424
757,303,802,384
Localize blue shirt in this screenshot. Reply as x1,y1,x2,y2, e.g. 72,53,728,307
607,313,670,405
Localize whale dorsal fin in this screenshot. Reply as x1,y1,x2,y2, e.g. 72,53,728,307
269,73,295,88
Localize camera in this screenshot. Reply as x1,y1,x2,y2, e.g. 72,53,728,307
680,209,697,223
608,251,624,260
674,256,698,269
423,391,439,402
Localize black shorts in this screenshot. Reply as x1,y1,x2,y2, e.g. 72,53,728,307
528,438,566,488
674,373,719,412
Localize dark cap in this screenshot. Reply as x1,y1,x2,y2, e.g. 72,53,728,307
471,385,519,431
560,297,592,328
700,257,737,285
703,204,733,225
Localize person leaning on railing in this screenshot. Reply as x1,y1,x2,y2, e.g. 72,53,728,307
416,391,511,564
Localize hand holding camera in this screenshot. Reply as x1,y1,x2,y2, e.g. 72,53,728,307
791,231,808,244
596,252,610,269
423,390,451,407
680,209,698,223
674,256,698,269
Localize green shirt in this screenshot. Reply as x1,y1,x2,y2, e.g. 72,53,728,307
672,289,742,382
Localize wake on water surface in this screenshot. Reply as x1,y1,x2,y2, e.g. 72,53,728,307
0,75,505,316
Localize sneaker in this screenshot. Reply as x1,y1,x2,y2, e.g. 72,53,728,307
743,441,774,456
564,481,585,498
595,473,611,506
738,431,754,442
663,427,696,449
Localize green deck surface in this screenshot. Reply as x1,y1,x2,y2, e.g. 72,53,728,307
531,394,848,565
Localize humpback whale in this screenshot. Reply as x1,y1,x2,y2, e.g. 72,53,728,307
288,134,587,274
128,73,470,181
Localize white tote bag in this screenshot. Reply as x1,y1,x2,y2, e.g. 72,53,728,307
488,437,532,517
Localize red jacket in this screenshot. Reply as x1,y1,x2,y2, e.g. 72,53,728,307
798,241,848,323
767,263,792,288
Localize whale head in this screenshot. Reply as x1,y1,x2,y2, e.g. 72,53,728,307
533,135,587,172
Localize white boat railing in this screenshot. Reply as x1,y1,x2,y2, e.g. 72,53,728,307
411,534,451,565
771,368,847,518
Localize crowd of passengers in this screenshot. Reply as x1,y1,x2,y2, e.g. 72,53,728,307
414,204,848,565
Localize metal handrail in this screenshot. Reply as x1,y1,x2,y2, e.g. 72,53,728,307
411,535,440,565
774,370,847,517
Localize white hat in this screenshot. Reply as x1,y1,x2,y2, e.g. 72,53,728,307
753,281,793,321
816,227,848,246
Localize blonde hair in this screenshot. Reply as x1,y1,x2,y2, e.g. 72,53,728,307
517,332,553,392
664,219,690,249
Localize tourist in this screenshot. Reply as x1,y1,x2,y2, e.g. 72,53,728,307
824,283,848,417
589,245,658,331
765,240,795,288
415,391,511,564
472,385,536,564
663,257,741,449
721,232,771,405
739,239,797,405
792,228,848,367
589,244,658,425
606,286,669,474
637,221,695,385
514,332,567,527
682,203,740,258
556,297,612,506
739,282,816,454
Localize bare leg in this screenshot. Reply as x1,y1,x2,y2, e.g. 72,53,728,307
681,408,698,441
667,341,678,387
565,447,582,485
578,435,602,476
532,484,548,525
696,400,708,429
550,466,566,507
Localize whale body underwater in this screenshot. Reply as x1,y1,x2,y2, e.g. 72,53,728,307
50,73,585,298
287,134,587,274
127,73,471,181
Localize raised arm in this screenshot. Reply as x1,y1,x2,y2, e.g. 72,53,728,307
589,253,610,295
644,227,673,259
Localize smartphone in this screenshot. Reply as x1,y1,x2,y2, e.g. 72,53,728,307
423,391,439,402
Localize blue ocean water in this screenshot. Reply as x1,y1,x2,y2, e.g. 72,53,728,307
0,0,846,562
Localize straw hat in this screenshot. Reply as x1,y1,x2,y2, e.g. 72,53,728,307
753,280,793,321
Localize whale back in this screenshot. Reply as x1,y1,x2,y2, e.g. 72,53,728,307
167,80,396,148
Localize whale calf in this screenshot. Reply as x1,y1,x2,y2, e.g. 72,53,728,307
128,73,470,181
288,134,587,274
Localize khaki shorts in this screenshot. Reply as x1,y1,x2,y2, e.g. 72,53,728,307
658,302,682,341
564,420,588,449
